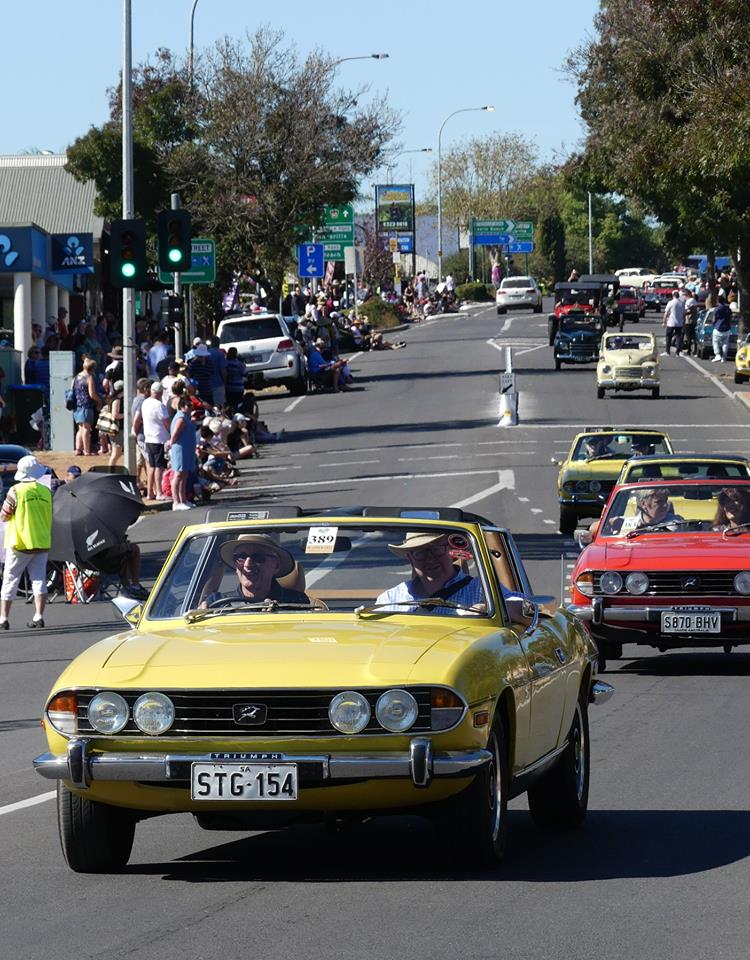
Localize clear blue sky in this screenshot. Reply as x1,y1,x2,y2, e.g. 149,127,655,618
2,0,599,201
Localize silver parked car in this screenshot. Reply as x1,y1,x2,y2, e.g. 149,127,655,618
496,276,543,314
216,312,306,395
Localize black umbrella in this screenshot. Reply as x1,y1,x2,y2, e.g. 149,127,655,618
49,473,144,564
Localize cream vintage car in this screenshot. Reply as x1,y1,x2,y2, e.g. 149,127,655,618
596,331,660,399
34,507,613,873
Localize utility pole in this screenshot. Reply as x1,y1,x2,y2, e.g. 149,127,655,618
171,193,184,358
121,0,136,474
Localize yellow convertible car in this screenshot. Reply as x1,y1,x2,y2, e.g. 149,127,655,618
34,507,612,873
555,428,673,535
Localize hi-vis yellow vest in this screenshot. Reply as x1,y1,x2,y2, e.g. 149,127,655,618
7,480,52,551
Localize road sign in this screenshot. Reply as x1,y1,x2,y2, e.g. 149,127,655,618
298,243,324,278
324,204,354,226
473,219,534,246
499,371,517,394
158,237,216,284
508,241,534,254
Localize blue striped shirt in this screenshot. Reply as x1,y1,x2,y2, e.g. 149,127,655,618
376,570,486,615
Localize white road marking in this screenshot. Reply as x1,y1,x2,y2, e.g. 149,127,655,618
530,508,543,514
518,497,529,502
500,317,513,334
325,460,380,467
679,354,735,399
543,519,556,525
452,470,516,508
347,352,363,363
231,468,513,494
514,344,548,357
0,790,56,816
282,396,306,414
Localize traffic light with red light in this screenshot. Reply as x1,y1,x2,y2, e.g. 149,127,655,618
109,219,147,288
157,209,192,272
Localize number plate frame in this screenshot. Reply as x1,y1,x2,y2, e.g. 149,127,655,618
191,762,298,801
660,611,721,633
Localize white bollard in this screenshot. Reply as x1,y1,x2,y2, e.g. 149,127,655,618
498,347,519,426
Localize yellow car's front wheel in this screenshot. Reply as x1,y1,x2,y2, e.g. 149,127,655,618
57,783,136,873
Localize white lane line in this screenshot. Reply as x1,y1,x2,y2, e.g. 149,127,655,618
487,338,505,355
530,508,543,514
514,344,548,357
282,396,306,414
397,455,461,462
518,497,529,502
679,354,735,399
477,423,750,430
0,790,56,816
500,317,513,334
477,451,534,457
452,470,515,508
348,352,363,363
543,519,556,526
326,460,380,467
231,467,511,493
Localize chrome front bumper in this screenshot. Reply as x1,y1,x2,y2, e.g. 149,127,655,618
568,601,748,624
33,737,491,791
597,379,658,388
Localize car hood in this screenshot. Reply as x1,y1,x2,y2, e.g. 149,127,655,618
562,458,627,481
582,534,750,570
60,618,491,689
600,349,655,363
557,329,598,341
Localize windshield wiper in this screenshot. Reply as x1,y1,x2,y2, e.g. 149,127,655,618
354,598,485,618
626,519,688,539
184,600,323,622
723,522,750,538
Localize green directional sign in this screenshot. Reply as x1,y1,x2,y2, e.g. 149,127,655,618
324,204,354,226
158,237,216,284
474,219,534,239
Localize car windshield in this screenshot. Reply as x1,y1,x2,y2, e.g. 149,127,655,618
619,288,638,298
219,316,284,343
603,335,652,351
560,317,600,332
599,483,750,537
572,433,670,461
624,461,750,482
146,523,493,620
502,279,533,289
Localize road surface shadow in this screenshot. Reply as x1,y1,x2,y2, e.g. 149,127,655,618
616,650,750,676
129,808,750,883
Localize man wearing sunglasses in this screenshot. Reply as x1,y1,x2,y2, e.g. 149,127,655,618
209,534,309,605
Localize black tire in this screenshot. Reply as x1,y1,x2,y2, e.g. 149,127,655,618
735,372,745,385
527,694,590,829
497,307,506,315
597,386,605,399
548,316,558,346
288,376,307,396
559,507,577,537
555,358,562,371
534,302,543,314
57,782,135,873
435,718,508,867
652,387,660,399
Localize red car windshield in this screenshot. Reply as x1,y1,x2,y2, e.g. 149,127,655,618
599,483,750,538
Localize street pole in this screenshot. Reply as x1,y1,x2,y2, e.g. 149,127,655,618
188,0,199,87
437,107,494,283
122,0,136,474
171,192,184,358
588,192,594,274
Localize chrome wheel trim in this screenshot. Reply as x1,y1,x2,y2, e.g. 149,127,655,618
488,732,503,842
573,703,586,801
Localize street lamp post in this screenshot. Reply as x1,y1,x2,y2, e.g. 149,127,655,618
188,0,199,87
386,147,432,183
437,106,494,282
333,52,389,67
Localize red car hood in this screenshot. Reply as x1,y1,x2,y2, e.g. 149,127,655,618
582,534,750,571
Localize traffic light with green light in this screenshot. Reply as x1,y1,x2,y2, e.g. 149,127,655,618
109,219,147,288
157,209,192,272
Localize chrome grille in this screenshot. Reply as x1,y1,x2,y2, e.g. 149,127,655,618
571,342,596,356
75,688,434,737
595,571,741,597
614,366,643,378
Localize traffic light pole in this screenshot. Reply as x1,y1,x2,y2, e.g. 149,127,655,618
121,0,136,475
171,192,184,359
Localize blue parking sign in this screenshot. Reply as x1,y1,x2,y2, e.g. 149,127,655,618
298,243,324,278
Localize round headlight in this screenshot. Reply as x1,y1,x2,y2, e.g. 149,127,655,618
590,480,602,493
132,692,175,735
563,481,576,493
601,364,611,374
600,571,623,595
329,691,371,734
87,691,129,734
734,571,750,595
375,689,419,733
625,572,649,595
576,480,589,492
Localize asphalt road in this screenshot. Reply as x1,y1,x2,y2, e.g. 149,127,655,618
2,301,750,959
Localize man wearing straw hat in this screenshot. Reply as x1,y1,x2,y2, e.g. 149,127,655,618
203,534,309,607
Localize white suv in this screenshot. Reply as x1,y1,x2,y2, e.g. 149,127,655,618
496,276,543,314
216,312,306,395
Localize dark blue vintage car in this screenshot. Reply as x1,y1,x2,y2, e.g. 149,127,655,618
695,307,739,360
553,313,604,369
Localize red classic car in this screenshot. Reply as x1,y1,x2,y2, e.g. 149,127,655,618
569,479,750,670
547,282,603,344
616,286,645,329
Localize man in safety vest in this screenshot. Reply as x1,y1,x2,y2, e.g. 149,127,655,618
0,455,53,629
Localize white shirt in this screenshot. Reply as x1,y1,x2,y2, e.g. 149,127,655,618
664,298,685,327
141,396,170,444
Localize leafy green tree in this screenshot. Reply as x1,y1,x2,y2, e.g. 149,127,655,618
567,0,750,328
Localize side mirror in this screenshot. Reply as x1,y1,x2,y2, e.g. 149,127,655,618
550,457,561,466
506,596,537,627
112,595,143,626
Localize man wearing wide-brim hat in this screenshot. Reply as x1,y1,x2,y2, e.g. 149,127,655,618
203,534,309,608
374,531,490,615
